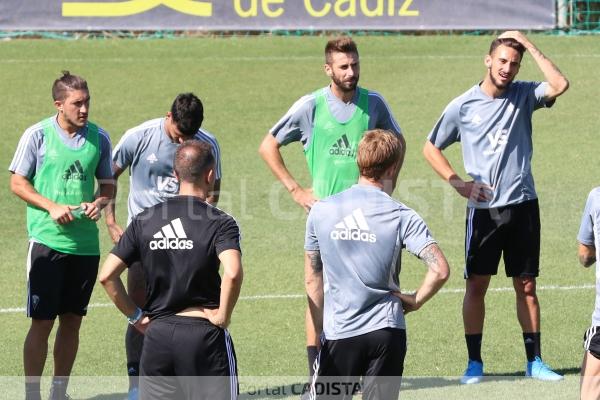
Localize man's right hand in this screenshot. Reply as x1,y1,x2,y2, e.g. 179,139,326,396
106,222,124,244
394,292,421,315
452,180,493,203
48,204,75,225
206,308,230,329
291,186,318,213
134,315,150,334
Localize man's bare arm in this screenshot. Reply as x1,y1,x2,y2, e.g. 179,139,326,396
498,31,569,101
258,133,317,212
11,173,77,225
209,249,243,329
99,253,149,333
423,141,492,202
104,164,125,243
305,250,324,334
396,243,450,313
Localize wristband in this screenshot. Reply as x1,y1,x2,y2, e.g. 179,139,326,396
127,307,143,325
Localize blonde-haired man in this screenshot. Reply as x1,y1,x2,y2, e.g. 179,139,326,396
304,130,449,399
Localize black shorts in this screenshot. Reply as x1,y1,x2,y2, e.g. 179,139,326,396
584,326,600,360
309,328,406,400
26,241,99,319
140,315,238,400
464,199,540,278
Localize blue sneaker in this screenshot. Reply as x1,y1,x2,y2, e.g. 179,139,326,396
525,357,563,381
460,359,484,384
127,387,139,400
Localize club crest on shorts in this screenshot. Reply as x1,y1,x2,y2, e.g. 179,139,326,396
31,295,40,310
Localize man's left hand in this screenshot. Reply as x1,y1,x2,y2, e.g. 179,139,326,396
81,202,101,221
498,31,532,48
393,292,421,315
207,308,230,329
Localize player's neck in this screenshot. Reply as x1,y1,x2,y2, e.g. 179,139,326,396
178,182,209,202
163,120,181,143
330,84,356,103
480,78,506,98
358,176,389,193
56,114,79,136
358,172,397,195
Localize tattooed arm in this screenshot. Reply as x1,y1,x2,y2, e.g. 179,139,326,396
498,31,569,101
305,250,324,335
396,243,450,314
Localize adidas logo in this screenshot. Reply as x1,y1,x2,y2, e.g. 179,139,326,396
149,218,194,250
62,160,87,181
329,134,356,157
330,208,376,243
31,295,40,310
471,114,483,126
46,148,59,159
146,153,158,164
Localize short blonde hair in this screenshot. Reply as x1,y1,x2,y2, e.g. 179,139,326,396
357,130,404,180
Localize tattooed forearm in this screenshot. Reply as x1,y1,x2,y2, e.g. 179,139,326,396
419,243,448,272
419,244,442,269
411,243,450,308
307,251,323,272
528,46,542,58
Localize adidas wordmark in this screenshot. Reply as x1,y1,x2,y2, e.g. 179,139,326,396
330,208,376,243
149,218,193,250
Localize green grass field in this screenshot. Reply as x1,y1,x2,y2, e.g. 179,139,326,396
0,34,598,399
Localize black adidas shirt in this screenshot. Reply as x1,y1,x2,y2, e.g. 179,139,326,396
111,195,241,320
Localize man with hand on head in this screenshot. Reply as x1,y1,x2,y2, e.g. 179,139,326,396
100,140,241,400
9,71,114,400
423,31,569,384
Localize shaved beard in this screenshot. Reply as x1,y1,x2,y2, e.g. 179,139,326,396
488,69,513,90
61,113,87,131
331,73,359,93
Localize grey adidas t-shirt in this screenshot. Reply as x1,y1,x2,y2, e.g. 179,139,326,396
270,85,402,149
428,81,552,209
305,184,436,340
578,187,600,326
9,115,113,180
112,117,221,221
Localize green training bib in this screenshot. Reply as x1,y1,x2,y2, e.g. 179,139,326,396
305,88,370,198
27,118,101,255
